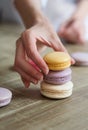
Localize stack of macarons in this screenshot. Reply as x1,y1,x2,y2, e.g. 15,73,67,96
40,51,73,99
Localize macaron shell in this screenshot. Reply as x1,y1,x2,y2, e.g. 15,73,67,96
0,98,12,107
41,81,73,91
47,61,71,71
44,68,72,84
0,87,12,107
71,52,88,66
41,89,73,99
40,81,73,99
44,74,71,85
44,52,71,70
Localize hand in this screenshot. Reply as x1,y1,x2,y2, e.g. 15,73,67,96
58,17,85,44
14,20,67,87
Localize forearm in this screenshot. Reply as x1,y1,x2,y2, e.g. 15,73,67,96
73,0,88,19
14,0,46,28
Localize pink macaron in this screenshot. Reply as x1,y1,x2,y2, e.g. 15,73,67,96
44,68,72,85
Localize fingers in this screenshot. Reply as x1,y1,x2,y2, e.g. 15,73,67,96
58,20,75,42
39,34,67,52
14,19,78,88
50,37,67,52
58,20,85,44
21,22,69,76
21,30,49,75
14,38,43,87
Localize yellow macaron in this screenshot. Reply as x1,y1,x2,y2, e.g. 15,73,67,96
43,51,71,70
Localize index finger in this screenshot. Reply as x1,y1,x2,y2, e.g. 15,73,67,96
21,31,49,75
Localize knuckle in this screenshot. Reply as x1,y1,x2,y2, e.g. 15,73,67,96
21,30,28,36
21,29,33,38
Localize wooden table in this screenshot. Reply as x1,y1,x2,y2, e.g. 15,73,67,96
0,23,88,130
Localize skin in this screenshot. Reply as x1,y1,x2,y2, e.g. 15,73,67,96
14,0,72,87
58,0,88,44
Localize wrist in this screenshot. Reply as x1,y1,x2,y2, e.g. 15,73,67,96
25,14,49,29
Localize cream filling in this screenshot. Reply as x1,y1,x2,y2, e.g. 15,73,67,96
41,88,72,95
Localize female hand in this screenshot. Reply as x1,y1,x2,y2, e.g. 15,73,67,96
58,17,85,44
14,20,67,87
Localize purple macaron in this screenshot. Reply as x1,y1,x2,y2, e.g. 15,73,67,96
71,52,88,66
0,87,12,107
44,68,72,85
